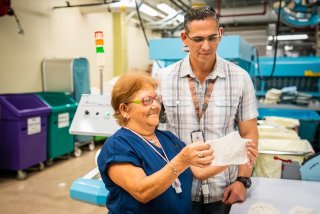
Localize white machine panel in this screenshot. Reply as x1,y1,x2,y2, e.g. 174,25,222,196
69,94,120,136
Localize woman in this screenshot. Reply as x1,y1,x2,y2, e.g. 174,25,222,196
98,73,257,213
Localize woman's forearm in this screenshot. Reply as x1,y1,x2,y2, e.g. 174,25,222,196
108,153,190,203
135,157,189,203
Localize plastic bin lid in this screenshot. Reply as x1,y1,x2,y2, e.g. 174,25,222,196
37,92,77,113
0,94,50,118
258,108,320,121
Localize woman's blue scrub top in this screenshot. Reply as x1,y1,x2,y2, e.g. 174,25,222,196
98,128,192,214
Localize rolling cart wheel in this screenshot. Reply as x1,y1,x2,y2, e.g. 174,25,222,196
45,159,54,167
38,162,45,171
17,170,27,180
74,147,82,157
88,142,95,151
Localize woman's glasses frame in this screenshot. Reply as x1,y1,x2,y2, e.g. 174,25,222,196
130,95,162,106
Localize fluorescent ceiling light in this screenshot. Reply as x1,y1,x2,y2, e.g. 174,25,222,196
266,45,273,50
157,3,177,16
140,3,161,17
112,0,133,8
268,34,308,41
176,14,184,22
284,45,294,51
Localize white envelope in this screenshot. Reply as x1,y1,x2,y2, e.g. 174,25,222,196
207,131,250,166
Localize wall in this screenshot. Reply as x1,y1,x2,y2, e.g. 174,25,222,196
0,0,50,93
0,0,155,94
126,19,159,74
49,3,113,91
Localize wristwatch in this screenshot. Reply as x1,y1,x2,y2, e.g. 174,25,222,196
236,176,251,188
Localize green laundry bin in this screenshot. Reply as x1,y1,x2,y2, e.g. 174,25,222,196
37,92,77,160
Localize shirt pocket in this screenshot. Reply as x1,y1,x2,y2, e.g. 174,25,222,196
210,94,241,125
213,94,240,107
163,96,191,128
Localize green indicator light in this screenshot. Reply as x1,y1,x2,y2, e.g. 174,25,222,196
96,47,104,53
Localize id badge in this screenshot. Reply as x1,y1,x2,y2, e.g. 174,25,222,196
172,178,182,194
190,130,205,143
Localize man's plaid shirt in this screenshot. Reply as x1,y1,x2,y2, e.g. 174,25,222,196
156,54,258,203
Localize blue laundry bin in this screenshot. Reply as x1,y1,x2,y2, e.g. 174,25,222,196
258,108,320,143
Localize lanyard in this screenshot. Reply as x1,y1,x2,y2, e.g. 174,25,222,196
188,76,216,121
188,77,216,195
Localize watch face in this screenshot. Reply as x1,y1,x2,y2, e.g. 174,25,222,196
245,178,252,188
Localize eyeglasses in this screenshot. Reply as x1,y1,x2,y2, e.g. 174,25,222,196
185,31,221,44
130,95,162,106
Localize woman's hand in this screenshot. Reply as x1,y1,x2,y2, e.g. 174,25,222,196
246,141,259,167
178,142,214,168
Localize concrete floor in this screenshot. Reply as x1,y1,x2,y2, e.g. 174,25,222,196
0,145,106,214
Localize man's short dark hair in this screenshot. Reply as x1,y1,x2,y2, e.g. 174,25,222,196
184,6,219,33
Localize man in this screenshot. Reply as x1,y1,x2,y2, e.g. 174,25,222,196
156,6,259,214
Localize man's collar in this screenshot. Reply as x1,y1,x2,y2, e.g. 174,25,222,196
179,54,226,79
213,55,226,78
179,54,193,78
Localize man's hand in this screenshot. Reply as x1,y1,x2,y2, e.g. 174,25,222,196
222,181,247,205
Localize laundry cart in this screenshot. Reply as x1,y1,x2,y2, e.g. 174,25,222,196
258,108,320,144
72,58,95,156
37,92,77,164
0,94,50,180
42,57,94,157
253,139,314,179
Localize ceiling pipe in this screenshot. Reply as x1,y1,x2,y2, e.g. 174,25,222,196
169,0,188,12
79,3,135,14
53,0,119,10
216,0,268,17
176,0,190,11
216,5,277,25
171,21,184,31
145,11,183,26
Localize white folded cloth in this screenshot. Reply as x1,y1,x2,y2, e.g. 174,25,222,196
290,206,316,214
248,202,281,214
207,131,250,166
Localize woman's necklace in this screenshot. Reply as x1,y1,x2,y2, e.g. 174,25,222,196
143,134,157,145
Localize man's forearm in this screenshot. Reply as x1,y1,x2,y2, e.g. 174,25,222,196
238,118,259,177
238,164,253,177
